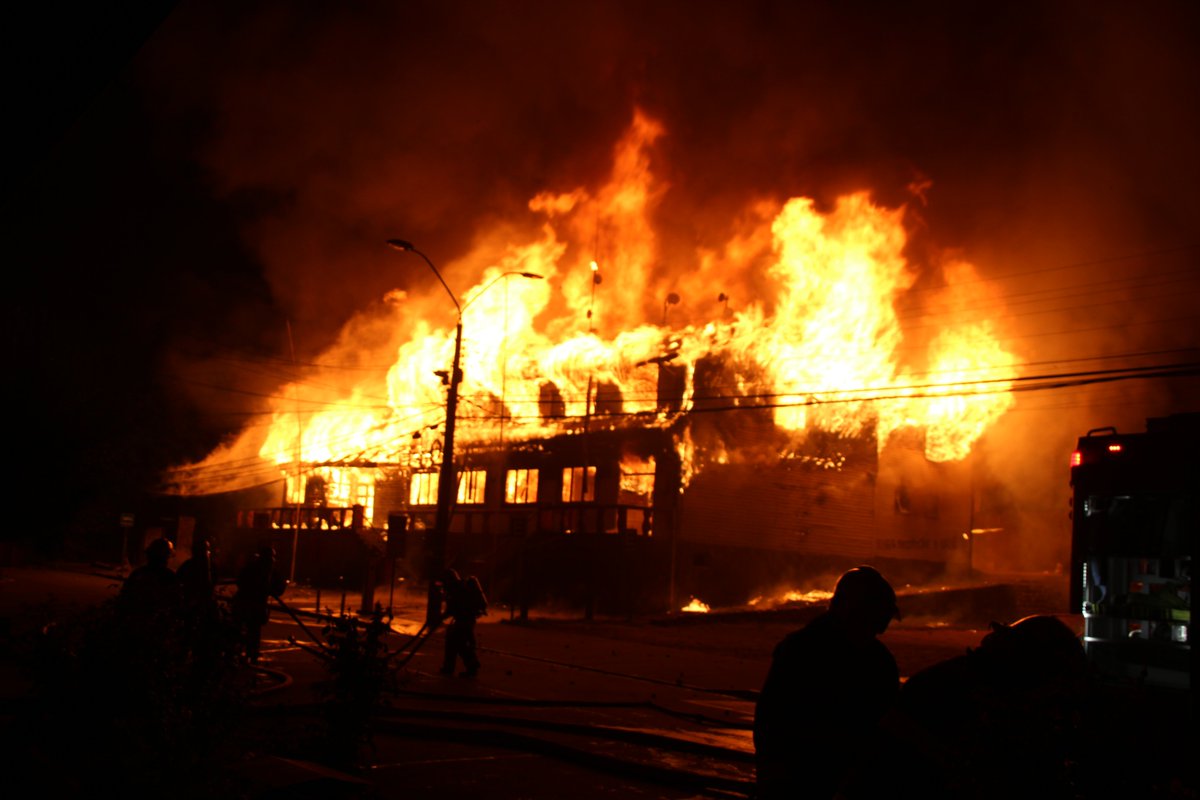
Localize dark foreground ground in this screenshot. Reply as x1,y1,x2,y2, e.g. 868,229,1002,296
1,565,1194,798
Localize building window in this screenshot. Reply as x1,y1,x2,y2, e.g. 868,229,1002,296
409,471,437,506
505,468,539,504
457,469,487,505
619,455,656,505
562,466,597,503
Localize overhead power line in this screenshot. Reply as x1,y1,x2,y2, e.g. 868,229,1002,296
475,362,1199,424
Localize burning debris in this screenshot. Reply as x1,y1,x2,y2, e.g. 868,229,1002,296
748,589,835,610
680,597,711,614
781,589,835,605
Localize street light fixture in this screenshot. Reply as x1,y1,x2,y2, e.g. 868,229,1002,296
386,238,542,618
662,292,680,325
462,270,545,313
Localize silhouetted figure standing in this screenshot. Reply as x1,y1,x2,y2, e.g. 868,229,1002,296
753,565,900,799
232,546,285,663
439,569,486,677
176,537,221,669
118,537,180,618
177,538,217,619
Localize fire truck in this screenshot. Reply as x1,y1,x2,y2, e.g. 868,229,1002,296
1069,412,1197,694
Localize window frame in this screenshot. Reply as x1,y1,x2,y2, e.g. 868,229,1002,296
562,465,597,503
505,468,539,504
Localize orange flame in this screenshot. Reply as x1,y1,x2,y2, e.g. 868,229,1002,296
782,589,834,604
171,108,1018,500
681,597,711,613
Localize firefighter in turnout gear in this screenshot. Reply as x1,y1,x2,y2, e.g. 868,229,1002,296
754,566,901,799
439,569,487,677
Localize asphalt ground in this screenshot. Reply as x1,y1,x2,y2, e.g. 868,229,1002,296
0,564,998,798
201,588,1000,799
0,566,988,796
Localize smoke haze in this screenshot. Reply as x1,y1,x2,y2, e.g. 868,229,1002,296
13,1,1197,556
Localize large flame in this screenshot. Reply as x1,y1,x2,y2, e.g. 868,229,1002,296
172,108,1017,503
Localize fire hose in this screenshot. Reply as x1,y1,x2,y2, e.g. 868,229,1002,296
388,619,440,670
268,593,439,671
270,594,329,650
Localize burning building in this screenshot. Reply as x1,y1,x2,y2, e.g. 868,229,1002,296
172,109,1018,612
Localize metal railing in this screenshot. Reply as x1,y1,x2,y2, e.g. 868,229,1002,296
401,503,654,537
237,506,362,531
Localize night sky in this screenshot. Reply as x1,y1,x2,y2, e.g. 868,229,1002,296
8,1,1198,547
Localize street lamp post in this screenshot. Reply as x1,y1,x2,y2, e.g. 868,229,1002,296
386,239,541,620
386,240,462,617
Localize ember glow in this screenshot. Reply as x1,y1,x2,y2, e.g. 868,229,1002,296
748,589,834,608
681,597,711,614
172,109,1018,501
782,589,835,604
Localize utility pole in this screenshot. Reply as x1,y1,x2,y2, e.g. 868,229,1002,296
432,320,463,589
387,239,542,624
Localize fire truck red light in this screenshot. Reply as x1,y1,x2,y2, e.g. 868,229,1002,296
1070,451,1082,467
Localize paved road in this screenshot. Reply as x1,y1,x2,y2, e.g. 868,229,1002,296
252,582,987,798
0,565,1033,798
7,565,1193,798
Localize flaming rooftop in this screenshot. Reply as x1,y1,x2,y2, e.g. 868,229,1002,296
172,109,1018,510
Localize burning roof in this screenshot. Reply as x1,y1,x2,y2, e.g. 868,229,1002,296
170,109,1017,497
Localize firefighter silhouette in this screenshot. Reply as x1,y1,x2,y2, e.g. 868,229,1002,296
232,545,285,663
439,568,487,677
754,566,901,799
118,537,180,618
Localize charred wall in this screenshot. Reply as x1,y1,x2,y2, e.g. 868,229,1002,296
873,427,973,571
